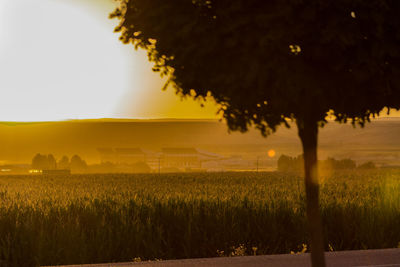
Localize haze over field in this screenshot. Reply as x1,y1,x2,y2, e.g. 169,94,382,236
0,118,399,167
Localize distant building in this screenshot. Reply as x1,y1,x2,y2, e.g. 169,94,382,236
196,149,226,171
115,148,146,164
197,149,225,162
162,148,201,170
97,147,231,172
141,150,162,170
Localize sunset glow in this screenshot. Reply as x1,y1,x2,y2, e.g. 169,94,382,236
0,0,396,122
0,0,218,121
0,0,130,121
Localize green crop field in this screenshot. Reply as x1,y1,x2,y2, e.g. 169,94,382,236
0,170,399,266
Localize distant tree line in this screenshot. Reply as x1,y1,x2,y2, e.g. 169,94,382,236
277,154,376,172
31,154,87,172
31,154,152,174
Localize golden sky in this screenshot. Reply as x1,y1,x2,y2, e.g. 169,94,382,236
0,0,398,122
0,0,218,121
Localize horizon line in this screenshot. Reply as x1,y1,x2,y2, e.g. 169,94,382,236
0,117,222,124
0,116,399,124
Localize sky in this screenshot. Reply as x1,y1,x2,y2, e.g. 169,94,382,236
0,0,218,121
0,0,398,122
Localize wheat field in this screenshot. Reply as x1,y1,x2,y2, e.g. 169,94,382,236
0,170,399,266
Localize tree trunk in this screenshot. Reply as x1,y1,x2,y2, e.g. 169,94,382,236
297,119,326,267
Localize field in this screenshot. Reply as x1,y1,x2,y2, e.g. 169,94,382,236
0,170,399,266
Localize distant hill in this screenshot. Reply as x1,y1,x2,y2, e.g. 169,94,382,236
0,118,399,165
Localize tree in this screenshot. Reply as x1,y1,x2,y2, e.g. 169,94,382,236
111,1,400,266
47,154,57,170
277,155,292,172
278,154,304,172
320,157,356,170
31,153,49,170
358,161,376,169
336,159,357,170
58,156,70,170
70,155,87,172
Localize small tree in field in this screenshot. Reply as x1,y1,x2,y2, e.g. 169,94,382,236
111,1,400,266
58,156,70,170
70,155,87,173
32,153,49,170
47,154,57,170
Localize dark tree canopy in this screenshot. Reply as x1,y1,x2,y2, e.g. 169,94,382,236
111,0,400,134
111,1,400,265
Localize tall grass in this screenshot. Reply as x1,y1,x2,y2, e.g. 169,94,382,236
0,170,398,266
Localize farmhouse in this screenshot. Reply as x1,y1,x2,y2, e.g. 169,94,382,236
141,150,162,170
115,148,146,164
162,148,201,170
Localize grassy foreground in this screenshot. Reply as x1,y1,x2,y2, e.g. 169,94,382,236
0,170,399,266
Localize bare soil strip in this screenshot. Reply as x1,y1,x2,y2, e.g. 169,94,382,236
46,248,400,267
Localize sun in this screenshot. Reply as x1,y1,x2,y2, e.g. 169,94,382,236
268,149,276,158
0,0,136,121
